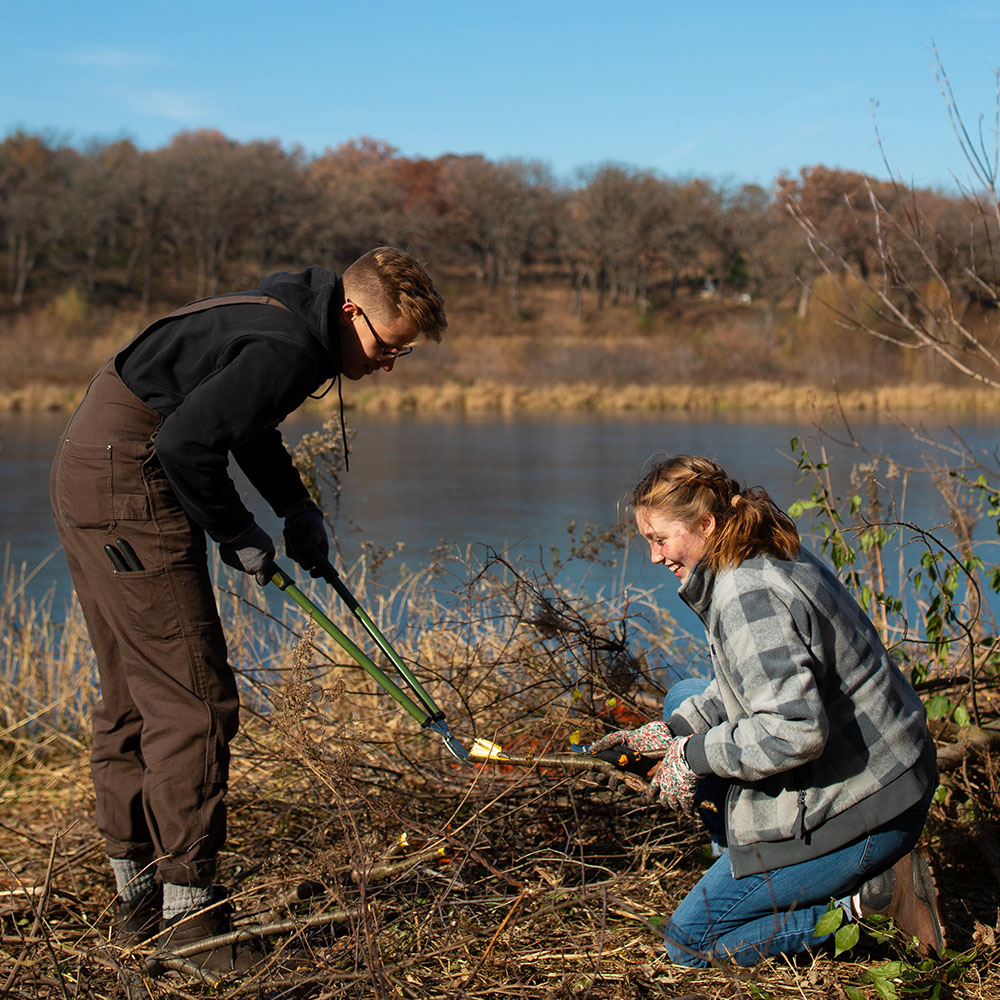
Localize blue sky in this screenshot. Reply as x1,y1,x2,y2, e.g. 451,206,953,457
3,0,998,190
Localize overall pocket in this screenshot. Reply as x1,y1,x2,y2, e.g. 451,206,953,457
113,559,222,644
113,566,182,642
55,440,113,529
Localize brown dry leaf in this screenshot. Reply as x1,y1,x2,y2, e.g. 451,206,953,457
972,919,997,950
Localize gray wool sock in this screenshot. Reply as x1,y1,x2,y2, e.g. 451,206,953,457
162,882,212,922
110,857,156,904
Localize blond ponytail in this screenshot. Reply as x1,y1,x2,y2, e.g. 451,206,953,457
625,455,800,570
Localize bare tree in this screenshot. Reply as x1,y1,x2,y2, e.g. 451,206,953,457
305,137,407,269
61,139,140,293
735,185,811,348
784,50,1000,388
158,130,262,296
629,173,675,315
699,181,769,297
656,178,716,298
441,155,556,315
0,131,76,304
239,139,310,276
561,164,670,313
119,147,174,308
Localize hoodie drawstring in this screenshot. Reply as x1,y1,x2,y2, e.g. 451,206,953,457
337,374,349,473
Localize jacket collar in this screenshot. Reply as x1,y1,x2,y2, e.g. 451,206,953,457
678,558,716,620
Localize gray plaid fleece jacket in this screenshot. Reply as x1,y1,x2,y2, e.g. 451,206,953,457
667,548,936,878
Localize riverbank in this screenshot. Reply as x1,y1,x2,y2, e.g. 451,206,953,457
4,376,1000,416
4,284,998,416
342,378,1000,416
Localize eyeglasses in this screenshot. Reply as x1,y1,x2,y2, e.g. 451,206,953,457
348,300,413,361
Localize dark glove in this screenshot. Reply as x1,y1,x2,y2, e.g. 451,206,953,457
647,736,698,813
590,745,658,793
589,724,674,794
219,520,275,585
283,501,329,573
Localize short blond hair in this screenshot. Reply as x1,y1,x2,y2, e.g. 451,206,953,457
344,246,447,342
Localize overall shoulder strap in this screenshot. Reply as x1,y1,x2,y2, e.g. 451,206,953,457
115,293,294,367
161,293,291,320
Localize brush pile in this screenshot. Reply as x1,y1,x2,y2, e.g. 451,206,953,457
2,544,998,999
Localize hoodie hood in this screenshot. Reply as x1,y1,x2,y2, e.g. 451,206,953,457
258,265,343,366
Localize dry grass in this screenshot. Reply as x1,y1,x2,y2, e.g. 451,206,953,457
7,377,999,419
2,538,999,999
340,379,1000,417
3,282,997,416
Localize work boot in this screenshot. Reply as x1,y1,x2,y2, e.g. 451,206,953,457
110,883,162,947
860,851,948,957
156,885,264,974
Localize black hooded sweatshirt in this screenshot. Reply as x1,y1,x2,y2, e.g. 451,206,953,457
115,266,342,542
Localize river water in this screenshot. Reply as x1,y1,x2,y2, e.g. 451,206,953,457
3,408,999,629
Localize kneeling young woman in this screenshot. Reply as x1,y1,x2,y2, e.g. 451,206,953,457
591,455,945,967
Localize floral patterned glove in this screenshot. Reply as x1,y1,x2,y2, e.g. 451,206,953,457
648,736,698,813
588,720,674,756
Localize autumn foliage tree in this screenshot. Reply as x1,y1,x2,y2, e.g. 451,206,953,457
0,111,991,349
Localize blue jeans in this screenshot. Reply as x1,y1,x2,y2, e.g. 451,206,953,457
663,679,729,851
660,679,930,967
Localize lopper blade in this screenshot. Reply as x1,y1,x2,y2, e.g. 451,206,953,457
425,718,473,765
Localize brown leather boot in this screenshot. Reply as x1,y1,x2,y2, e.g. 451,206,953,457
110,883,162,947
156,886,264,974
860,851,948,957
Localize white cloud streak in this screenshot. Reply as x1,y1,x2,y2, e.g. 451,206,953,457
122,89,210,122
63,48,166,70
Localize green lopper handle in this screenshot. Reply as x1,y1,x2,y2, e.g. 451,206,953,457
312,558,445,724
270,563,431,727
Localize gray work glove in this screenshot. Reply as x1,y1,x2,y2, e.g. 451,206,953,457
219,520,275,585
283,501,329,574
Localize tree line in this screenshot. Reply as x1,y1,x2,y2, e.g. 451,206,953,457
2,127,997,331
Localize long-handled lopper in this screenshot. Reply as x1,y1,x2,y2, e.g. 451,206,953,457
269,558,472,765
104,544,643,779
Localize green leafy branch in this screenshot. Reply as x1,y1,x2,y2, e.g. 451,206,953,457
814,904,976,999
788,437,998,727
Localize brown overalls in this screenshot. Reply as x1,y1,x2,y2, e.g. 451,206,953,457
50,295,290,885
